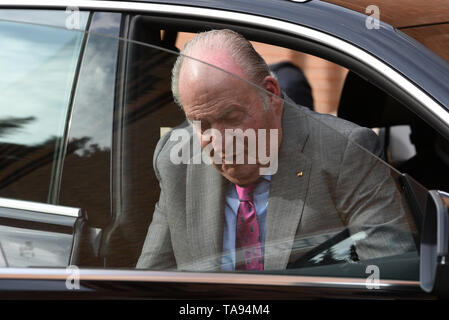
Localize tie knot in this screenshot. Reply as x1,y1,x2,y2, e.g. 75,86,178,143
235,183,256,201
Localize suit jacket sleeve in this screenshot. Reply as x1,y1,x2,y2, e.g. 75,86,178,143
136,132,177,269
334,127,416,260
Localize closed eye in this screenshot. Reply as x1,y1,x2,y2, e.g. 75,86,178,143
220,110,244,124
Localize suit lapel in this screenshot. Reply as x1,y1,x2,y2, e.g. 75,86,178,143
264,103,312,270
186,149,226,271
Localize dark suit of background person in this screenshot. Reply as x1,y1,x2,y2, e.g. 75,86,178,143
269,61,314,111
136,97,416,271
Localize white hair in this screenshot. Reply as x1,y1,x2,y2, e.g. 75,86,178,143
171,29,271,110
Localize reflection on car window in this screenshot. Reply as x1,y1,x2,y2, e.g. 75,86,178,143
59,12,121,267
0,9,89,30
102,23,188,267
0,12,89,268
0,224,73,267
0,11,88,203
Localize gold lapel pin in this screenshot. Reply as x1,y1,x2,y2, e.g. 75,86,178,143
297,171,303,177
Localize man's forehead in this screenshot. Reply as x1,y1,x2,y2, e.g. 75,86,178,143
180,47,248,82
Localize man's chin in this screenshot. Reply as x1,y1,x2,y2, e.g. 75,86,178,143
216,163,260,186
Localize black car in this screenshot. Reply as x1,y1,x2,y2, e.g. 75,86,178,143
0,0,448,301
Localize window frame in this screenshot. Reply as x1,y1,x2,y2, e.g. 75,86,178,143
50,12,93,205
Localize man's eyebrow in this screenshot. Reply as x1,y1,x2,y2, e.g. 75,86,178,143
217,105,244,118
186,105,244,124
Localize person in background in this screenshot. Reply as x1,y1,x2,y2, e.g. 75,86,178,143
269,61,314,111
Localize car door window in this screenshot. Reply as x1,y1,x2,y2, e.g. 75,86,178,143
97,32,420,281
0,10,89,267
0,10,89,203
58,12,122,267
0,15,425,281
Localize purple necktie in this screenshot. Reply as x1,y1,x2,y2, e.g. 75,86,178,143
235,183,264,271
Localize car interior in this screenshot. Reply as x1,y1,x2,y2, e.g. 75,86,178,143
338,70,449,193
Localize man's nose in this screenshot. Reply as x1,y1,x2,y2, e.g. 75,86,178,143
201,126,227,155
212,129,226,155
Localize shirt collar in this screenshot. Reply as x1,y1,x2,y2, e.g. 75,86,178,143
261,175,272,183
226,175,271,199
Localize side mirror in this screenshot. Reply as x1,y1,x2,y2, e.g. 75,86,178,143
420,190,449,296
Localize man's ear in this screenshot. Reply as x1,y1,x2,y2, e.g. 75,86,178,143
262,75,281,97
262,75,283,114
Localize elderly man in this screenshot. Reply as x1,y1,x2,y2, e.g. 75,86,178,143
136,29,415,271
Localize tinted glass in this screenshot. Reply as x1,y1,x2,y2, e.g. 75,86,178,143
59,12,121,230
0,10,89,203
58,12,121,267
0,11,89,267
0,223,73,267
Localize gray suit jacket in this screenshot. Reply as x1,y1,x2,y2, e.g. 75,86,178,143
136,101,416,271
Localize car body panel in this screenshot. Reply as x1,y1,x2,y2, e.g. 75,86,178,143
0,268,430,299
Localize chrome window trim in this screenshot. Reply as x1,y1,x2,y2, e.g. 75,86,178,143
0,197,81,218
0,0,448,129
0,267,420,291
438,190,449,198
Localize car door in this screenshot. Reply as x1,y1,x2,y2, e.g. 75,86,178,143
1,1,448,300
